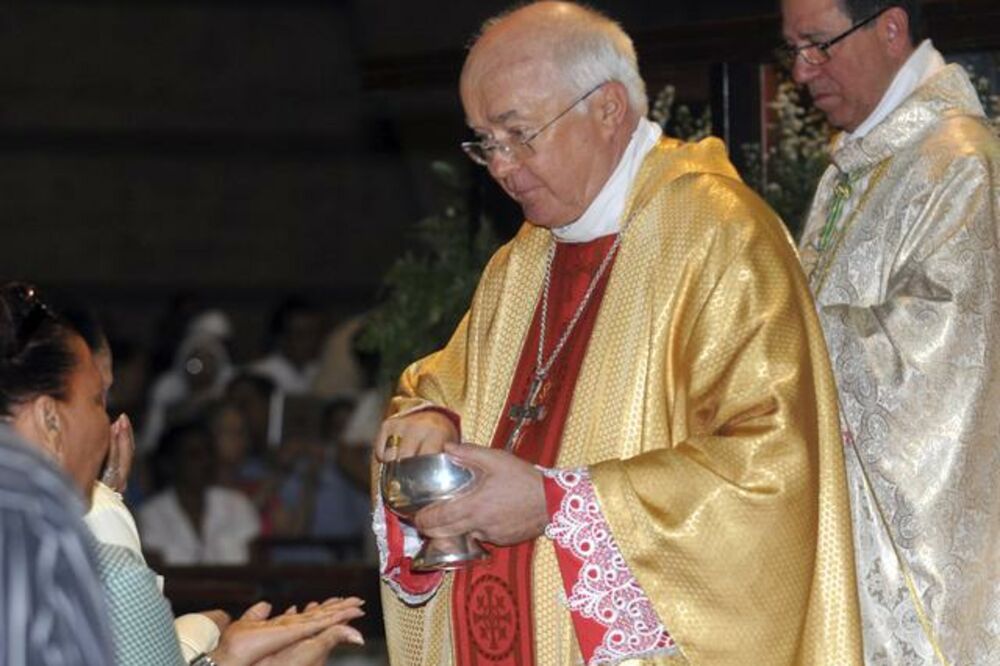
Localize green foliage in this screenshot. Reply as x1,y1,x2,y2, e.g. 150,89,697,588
356,161,500,386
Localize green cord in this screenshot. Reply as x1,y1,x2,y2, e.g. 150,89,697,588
817,172,853,251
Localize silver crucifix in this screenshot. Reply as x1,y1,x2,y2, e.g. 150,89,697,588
505,373,548,451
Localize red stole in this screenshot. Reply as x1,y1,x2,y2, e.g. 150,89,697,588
451,234,619,666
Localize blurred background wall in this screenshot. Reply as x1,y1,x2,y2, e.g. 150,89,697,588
0,0,782,355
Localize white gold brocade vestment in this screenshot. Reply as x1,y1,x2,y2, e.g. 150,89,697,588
800,64,1000,665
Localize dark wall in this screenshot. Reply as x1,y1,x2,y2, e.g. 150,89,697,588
0,1,781,300
0,2,421,300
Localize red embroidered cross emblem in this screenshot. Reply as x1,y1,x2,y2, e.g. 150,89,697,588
468,575,517,659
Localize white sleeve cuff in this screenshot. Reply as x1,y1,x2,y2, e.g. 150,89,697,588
174,613,221,662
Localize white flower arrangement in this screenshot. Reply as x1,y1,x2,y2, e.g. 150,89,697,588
969,68,1000,135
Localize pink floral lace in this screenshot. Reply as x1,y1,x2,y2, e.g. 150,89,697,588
543,468,676,664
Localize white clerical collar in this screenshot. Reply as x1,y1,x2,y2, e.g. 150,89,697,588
845,39,945,141
551,117,662,243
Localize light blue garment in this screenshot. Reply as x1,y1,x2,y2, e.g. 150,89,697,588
93,542,186,666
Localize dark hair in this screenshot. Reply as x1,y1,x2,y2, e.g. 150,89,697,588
225,371,276,400
839,1,922,44
266,295,319,349
153,419,216,489
0,283,79,416
59,305,108,355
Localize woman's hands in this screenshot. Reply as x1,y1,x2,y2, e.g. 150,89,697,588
209,597,365,666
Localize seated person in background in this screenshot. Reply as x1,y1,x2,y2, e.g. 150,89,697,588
249,297,325,396
339,339,387,453
271,398,370,555
310,314,367,400
0,281,365,665
141,421,262,565
209,399,271,496
140,311,235,454
208,398,282,532
226,371,279,453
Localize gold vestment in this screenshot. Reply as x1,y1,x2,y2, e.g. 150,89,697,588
383,137,862,665
800,64,1000,666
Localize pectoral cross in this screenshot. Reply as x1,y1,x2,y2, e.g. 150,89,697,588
505,373,548,451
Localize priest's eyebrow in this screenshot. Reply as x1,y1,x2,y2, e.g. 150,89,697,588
784,26,831,44
468,108,529,133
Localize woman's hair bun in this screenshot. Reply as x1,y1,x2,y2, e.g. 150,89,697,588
0,282,76,416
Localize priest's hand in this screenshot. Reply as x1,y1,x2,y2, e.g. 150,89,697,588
413,443,548,546
374,410,459,462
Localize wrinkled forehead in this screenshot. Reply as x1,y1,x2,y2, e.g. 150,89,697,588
460,49,566,128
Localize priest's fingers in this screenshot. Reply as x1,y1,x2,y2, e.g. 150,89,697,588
374,411,458,461
413,500,478,538
418,445,548,546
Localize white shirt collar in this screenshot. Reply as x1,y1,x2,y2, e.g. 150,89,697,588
551,117,662,243
846,39,945,140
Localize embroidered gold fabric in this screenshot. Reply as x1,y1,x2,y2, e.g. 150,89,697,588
799,64,1000,666
382,137,862,665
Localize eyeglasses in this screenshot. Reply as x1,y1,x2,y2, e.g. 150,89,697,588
778,6,890,68
461,82,605,167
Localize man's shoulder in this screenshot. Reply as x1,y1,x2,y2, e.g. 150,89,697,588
917,112,1000,164
643,135,741,185
636,141,783,236
639,137,774,222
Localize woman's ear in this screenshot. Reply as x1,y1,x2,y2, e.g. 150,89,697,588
9,395,62,462
35,395,64,457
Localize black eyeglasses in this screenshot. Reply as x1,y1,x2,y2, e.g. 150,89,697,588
461,82,605,167
777,6,891,68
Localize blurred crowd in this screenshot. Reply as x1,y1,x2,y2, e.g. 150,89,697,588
103,294,383,568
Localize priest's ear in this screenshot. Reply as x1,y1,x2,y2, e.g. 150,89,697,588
593,81,629,132
881,6,913,56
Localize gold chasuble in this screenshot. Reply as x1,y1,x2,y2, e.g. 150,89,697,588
381,137,862,665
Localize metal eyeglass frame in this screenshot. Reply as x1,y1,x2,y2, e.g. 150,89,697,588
779,6,891,68
461,81,605,166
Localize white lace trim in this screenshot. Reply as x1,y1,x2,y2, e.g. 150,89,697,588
372,492,440,606
543,468,678,665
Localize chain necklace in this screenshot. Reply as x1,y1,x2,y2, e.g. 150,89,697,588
504,230,625,451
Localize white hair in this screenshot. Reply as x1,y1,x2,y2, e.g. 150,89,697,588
475,3,648,116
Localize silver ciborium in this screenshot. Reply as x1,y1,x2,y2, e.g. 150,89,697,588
380,451,489,570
